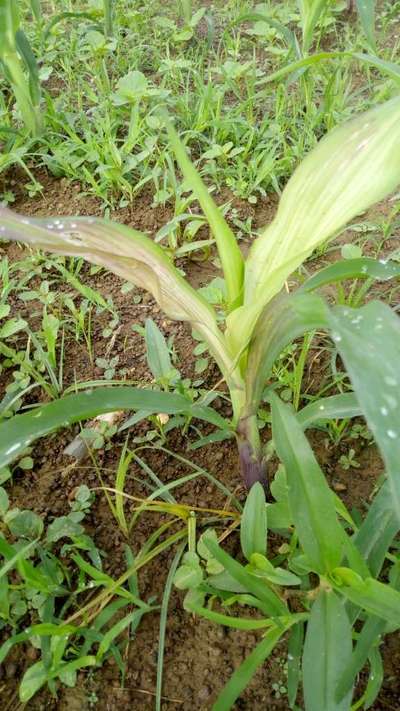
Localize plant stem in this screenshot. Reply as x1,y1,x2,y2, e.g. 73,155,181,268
236,413,267,490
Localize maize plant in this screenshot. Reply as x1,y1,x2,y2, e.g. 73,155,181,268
1,97,400,489
0,0,42,136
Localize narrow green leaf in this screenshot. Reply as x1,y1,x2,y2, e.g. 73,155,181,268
0,538,37,580
258,51,400,86
363,648,384,709
163,114,244,311
212,624,286,711
145,318,174,382
300,257,400,293
336,615,385,702
355,0,376,50
0,387,226,468
298,393,362,430
271,394,345,573
298,0,330,52
287,622,303,708
303,589,353,711
353,481,399,576
328,302,400,522
240,482,267,562
243,291,328,415
96,610,143,661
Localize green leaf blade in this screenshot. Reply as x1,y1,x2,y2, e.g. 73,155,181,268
240,482,267,562
327,302,400,522
0,387,226,468
163,115,244,311
303,589,353,711
271,394,345,573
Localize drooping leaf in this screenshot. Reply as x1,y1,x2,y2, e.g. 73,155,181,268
303,589,353,711
240,482,267,562
258,51,400,87
271,394,345,573
328,302,400,522
233,11,298,52
0,386,228,468
0,208,236,385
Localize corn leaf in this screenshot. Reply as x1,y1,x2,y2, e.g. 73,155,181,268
244,292,329,415
0,208,236,385
163,115,244,311
355,0,376,50
353,481,399,577
245,98,400,319
258,51,400,86
271,394,345,573
327,302,400,522
303,589,353,711
0,387,228,468
297,0,329,52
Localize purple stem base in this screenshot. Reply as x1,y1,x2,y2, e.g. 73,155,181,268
238,441,268,491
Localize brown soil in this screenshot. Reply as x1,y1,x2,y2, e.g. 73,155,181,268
0,171,399,710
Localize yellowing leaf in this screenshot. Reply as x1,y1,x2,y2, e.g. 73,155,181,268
0,209,237,385
245,97,400,317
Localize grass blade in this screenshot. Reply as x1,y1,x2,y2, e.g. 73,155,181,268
297,393,362,429
300,258,400,293
163,114,244,311
156,544,185,711
212,624,287,711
